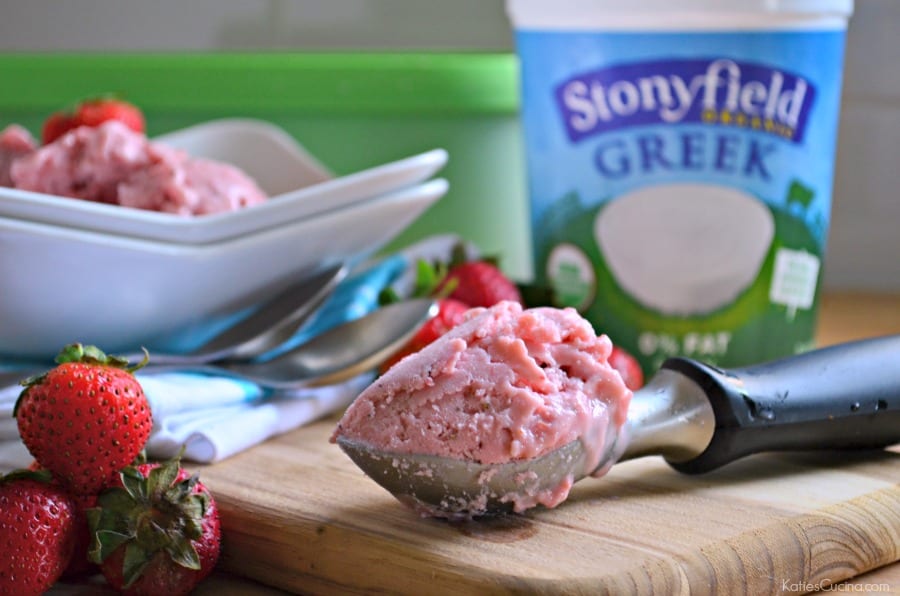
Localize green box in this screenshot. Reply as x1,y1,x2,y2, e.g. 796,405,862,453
0,52,532,280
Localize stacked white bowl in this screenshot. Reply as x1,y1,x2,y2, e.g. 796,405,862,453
0,119,448,358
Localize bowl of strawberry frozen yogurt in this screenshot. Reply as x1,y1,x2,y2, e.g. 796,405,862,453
0,117,447,244
4,120,269,215
0,103,448,358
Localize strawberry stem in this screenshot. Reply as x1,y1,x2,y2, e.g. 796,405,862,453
54,343,149,373
87,452,208,587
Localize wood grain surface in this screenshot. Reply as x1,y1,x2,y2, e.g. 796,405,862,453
200,424,898,595
195,291,900,595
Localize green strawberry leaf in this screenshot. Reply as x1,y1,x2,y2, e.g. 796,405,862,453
130,449,148,466
121,467,149,502
412,259,441,297
53,342,149,372
87,449,214,584
449,242,469,268
0,468,54,484
136,517,168,552
147,458,180,499
182,516,204,541
97,485,140,515
90,529,133,564
122,542,153,588
166,530,202,570
55,342,90,364
378,286,402,305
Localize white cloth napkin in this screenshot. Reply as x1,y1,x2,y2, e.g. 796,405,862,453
0,234,472,472
144,371,373,462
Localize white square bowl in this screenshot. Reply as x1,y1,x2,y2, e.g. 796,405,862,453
0,178,447,359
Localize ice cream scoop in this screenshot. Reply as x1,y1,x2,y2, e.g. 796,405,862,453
337,334,900,518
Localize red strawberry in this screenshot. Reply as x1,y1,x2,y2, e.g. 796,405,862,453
25,461,100,578
14,343,153,495
380,298,470,373
410,297,471,348
609,345,644,391
88,455,221,596
0,469,79,595
41,111,79,144
74,97,145,135
439,260,522,308
376,245,520,373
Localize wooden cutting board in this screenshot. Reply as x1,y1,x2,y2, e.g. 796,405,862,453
196,293,900,594
197,419,899,595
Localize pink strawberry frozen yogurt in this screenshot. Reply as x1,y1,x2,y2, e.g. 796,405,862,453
116,155,266,215
331,300,632,516
0,125,37,188
2,120,267,215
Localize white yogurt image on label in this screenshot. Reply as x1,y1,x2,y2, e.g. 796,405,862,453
594,183,774,316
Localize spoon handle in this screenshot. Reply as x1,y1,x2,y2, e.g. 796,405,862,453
661,334,900,474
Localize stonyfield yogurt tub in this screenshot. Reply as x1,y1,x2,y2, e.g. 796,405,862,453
507,0,853,373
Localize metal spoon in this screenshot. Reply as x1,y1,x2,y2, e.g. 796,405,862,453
337,334,900,517
0,263,346,387
126,262,347,365
148,298,438,389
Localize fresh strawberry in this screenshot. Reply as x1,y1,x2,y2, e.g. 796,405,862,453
25,461,100,578
73,97,145,135
439,260,522,308
376,244,521,373
609,345,644,390
14,343,153,495
380,297,471,373
88,455,221,596
40,97,145,145
0,469,79,595
41,111,79,144
410,297,471,348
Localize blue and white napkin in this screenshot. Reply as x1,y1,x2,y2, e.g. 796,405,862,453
0,235,470,472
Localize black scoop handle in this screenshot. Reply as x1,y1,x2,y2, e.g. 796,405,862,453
662,334,900,474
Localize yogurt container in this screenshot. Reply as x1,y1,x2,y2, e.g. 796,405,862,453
507,0,854,373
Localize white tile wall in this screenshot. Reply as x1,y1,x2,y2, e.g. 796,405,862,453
0,0,512,51
827,0,900,291
0,0,896,290
829,100,900,290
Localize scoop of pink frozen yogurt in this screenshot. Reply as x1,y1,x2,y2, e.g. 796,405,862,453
332,301,632,513
0,125,37,188
7,120,267,215
118,151,268,215
11,120,161,203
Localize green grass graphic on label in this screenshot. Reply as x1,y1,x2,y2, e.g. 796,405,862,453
533,188,823,375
